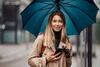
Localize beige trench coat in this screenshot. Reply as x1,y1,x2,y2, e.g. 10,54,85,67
28,33,72,67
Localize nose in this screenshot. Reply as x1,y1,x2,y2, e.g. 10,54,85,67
56,22,59,25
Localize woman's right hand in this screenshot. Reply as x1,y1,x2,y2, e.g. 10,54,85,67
46,52,62,63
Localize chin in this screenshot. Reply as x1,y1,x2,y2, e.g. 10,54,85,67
54,29,61,32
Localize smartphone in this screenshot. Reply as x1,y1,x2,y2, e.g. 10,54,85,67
54,48,63,57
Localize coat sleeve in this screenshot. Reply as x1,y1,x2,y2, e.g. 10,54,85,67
28,34,47,67
65,38,72,67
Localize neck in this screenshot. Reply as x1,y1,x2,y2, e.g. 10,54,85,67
53,30,61,40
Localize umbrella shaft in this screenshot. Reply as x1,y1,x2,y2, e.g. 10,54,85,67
55,0,60,3
55,0,60,10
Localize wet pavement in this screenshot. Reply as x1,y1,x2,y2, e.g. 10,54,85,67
0,43,31,67
0,43,100,67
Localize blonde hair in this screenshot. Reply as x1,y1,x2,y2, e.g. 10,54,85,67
44,11,69,46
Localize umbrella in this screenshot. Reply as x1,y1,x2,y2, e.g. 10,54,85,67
20,0,98,36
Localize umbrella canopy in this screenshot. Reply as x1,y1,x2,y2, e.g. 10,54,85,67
20,0,98,36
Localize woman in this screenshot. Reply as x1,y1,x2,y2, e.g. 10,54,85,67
28,10,72,67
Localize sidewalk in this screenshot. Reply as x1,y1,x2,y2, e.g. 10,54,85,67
0,42,33,63
2,43,99,67
0,42,79,67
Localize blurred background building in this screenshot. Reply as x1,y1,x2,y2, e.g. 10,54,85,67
0,0,31,44
0,0,100,67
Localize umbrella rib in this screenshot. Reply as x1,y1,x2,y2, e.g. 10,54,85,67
37,8,56,33
24,6,55,29
60,0,77,4
60,5,80,33
41,2,54,5
33,1,54,5
61,3,96,22
31,0,55,6
25,5,54,25
26,7,53,35
30,7,53,16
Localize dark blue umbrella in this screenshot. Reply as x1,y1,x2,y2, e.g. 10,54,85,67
20,0,98,36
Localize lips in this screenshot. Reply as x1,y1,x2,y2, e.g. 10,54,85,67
55,27,60,29
55,26,60,28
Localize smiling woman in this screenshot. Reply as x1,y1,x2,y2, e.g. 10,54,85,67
28,11,72,67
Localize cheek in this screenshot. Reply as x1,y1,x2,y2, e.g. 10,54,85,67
59,23,64,28
51,22,55,27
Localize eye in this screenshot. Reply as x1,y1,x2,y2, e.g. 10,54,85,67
53,20,57,22
59,20,63,23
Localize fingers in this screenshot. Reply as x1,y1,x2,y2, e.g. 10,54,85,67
47,52,62,62
53,54,62,61
54,52,61,57
53,52,62,61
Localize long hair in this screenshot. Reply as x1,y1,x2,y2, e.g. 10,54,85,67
44,11,68,46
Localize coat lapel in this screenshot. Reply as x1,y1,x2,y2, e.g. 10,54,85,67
49,41,56,52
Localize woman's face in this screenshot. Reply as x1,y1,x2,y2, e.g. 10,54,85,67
51,15,64,32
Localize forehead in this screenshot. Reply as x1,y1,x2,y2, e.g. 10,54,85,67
52,15,62,20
